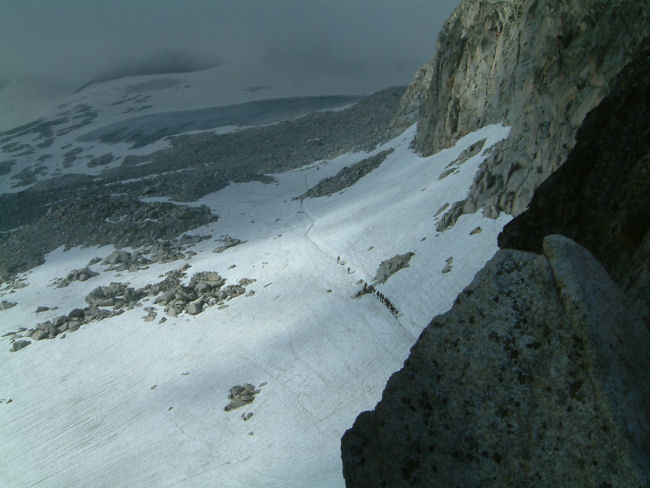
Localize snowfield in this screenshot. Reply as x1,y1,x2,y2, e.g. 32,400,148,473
1,122,511,487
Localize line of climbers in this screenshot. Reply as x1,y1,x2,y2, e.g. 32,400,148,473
359,280,399,317
337,256,399,317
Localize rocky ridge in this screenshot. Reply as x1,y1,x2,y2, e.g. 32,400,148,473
394,0,649,223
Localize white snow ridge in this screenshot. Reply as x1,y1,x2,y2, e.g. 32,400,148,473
1,122,511,487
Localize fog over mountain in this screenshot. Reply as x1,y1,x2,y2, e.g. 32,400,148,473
0,0,457,94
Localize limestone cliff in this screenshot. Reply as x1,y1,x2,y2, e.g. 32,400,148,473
394,0,648,222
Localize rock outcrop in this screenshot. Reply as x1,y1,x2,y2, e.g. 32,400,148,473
395,0,649,221
499,41,650,327
342,236,649,487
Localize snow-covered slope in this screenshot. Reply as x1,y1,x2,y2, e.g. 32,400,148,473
1,121,510,487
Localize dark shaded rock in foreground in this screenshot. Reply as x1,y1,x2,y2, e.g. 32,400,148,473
499,42,650,327
341,236,649,487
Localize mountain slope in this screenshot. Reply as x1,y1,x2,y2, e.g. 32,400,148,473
1,120,512,487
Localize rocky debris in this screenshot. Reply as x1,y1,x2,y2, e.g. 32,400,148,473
372,252,415,284
154,270,250,318
499,43,650,328
0,300,17,310
10,340,30,352
35,306,50,313
342,236,649,487
213,235,246,253
142,308,157,322
10,164,47,188
87,153,114,168
3,268,254,350
0,160,15,175
54,267,99,288
225,383,261,412
433,202,448,217
85,282,144,309
0,88,404,281
441,256,453,274
469,226,482,235
435,200,464,232
438,139,486,180
241,412,254,421
0,194,217,280
296,149,394,199
398,0,648,225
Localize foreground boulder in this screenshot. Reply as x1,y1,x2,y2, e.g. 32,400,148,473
499,41,650,327
341,236,648,487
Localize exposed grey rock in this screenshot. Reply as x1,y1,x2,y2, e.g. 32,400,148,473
499,43,650,327
0,300,17,310
55,267,99,287
10,340,30,352
35,306,50,313
296,149,394,200
397,0,649,224
225,383,262,412
441,256,453,274
213,236,246,254
342,236,649,487
186,299,203,315
0,194,217,279
373,252,415,285
87,153,114,168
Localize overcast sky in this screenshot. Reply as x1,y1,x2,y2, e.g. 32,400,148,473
0,0,458,91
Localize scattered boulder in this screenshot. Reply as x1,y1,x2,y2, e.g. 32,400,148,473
213,235,246,253
441,256,453,274
54,267,100,287
373,252,415,284
10,340,30,352
225,383,261,412
0,300,17,310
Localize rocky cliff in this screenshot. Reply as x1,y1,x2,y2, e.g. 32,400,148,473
341,6,650,486
393,0,648,223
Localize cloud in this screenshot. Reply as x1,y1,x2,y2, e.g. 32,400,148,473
0,0,458,92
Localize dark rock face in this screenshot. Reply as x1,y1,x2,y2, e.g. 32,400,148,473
0,195,216,278
341,236,649,487
499,43,650,326
296,149,394,200
398,0,649,220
